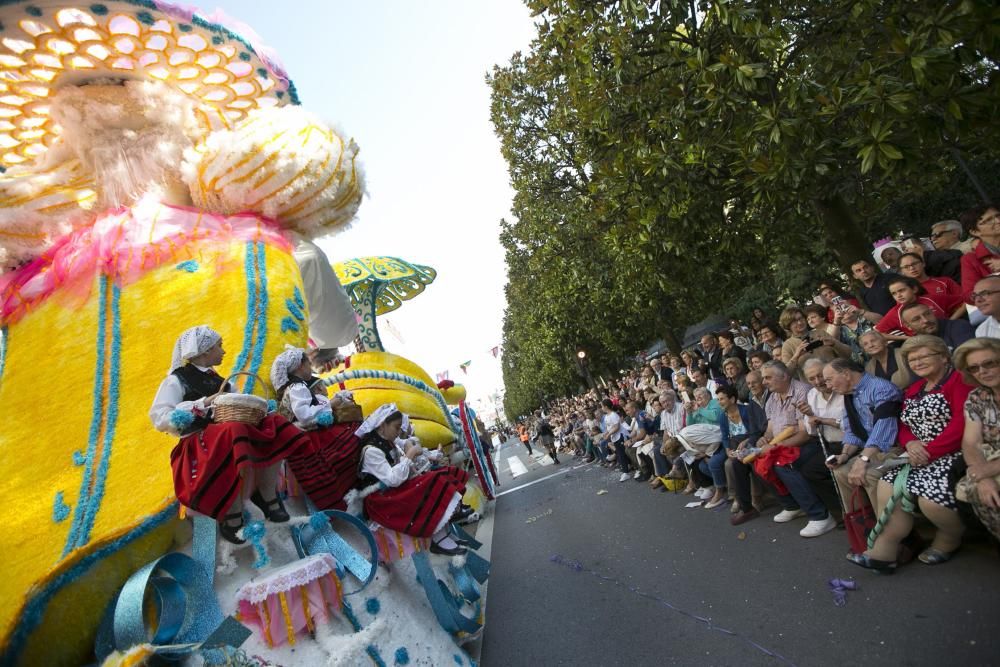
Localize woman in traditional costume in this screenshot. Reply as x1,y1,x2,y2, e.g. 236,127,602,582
150,326,312,544
270,347,363,510
356,405,472,556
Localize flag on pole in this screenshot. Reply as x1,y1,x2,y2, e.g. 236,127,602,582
436,371,449,383
490,346,500,358
459,360,471,374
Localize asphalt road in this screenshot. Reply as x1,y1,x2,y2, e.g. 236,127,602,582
480,439,1000,667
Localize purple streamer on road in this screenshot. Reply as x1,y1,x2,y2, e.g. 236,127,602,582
549,554,799,667
828,578,857,607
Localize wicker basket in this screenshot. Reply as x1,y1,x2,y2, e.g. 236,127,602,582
333,402,364,424
212,372,272,425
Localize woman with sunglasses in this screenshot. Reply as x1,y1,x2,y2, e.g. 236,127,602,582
847,336,973,572
953,339,1000,543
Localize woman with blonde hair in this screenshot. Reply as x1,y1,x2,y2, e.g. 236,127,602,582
953,338,1000,542
848,335,973,572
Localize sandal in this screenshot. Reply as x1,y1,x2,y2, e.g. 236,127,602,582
845,552,897,574
250,490,290,523
219,512,246,545
918,547,956,565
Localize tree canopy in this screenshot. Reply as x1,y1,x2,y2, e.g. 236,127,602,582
490,0,1000,418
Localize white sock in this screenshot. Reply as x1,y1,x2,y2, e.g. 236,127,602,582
435,535,459,549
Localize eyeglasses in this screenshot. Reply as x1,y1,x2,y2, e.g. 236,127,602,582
907,352,943,365
899,262,923,270
967,359,1000,375
929,231,952,239
971,289,1000,301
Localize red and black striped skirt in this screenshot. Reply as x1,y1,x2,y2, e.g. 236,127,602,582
170,414,311,519
284,422,363,510
364,466,469,538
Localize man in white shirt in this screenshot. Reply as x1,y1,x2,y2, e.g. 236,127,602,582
972,275,1000,338
797,359,848,516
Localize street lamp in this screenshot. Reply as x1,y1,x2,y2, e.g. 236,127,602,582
577,350,587,360
575,349,594,389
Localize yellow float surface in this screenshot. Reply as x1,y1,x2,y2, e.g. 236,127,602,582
0,241,308,665
352,388,449,430
409,419,457,450
440,385,467,405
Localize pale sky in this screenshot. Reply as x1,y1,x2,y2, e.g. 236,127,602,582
211,1,538,417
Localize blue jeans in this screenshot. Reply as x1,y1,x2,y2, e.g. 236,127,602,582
697,447,728,488
773,441,829,521
651,447,671,476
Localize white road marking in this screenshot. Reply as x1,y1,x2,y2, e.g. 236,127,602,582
496,466,574,497
507,456,528,478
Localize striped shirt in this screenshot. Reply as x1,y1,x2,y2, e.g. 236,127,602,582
841,373,903,451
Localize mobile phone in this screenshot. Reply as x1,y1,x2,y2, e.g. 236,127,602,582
803,339,823,352
826,454,838,463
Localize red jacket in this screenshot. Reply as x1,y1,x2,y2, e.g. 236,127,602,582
897,371,973,460
961,243,1000,304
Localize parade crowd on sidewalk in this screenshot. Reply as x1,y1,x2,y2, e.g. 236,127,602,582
518,204,1000,573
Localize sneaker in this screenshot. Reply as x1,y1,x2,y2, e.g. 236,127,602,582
773,508,806,523
605,455,615,462
799,516,836,538
619,472,630,483
705,496,728,509
695,487,714,500
633,470,642,480
730,508,760,525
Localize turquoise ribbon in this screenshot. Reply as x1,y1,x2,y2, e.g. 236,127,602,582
448,522,482,550
291,510,379,595
412,552,482,635
94,515,248,663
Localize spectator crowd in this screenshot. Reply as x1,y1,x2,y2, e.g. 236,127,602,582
517,204,1000,572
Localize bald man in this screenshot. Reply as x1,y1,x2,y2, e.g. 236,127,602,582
972,275,1000,338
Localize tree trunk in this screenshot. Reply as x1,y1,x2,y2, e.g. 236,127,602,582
814,193,874,273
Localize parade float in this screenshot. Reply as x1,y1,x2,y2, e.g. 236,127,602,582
0,2,494,665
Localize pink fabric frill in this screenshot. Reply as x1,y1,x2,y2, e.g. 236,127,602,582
0,201,291,325
235,553,344,647
372,525,432,565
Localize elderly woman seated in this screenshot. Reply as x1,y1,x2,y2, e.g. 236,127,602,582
847,335,973,572
861,330,913,390
661,422,724,501
722,357,750,402
953,339,1000,543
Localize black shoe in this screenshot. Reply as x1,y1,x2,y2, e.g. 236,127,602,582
251,490,290,523
219,512,246,545
430,541,468,556
453,505,474,521
845,552,897,574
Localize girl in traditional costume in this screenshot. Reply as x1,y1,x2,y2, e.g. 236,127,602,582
356,405,472,556
150,326,312,544
270,347,363,510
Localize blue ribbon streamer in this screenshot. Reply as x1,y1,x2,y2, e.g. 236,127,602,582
291,510,379,595
448,523,482,550
412,552,483,636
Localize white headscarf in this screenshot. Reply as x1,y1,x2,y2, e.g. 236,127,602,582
169,326,221,374
270,347,307,391
354,403,400,438
400,414,412,437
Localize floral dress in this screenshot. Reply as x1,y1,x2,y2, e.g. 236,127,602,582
958,388,1000,540
881,374,967,510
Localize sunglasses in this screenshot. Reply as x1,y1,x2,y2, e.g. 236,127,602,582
967,359,1000,375
929,231,953,239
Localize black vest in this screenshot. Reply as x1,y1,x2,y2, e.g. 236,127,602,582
171,365,230,435
279,376,319,405
357,432,398,488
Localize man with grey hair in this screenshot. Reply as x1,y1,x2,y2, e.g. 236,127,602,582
930,219,975,254
972,275,1000,339
746,361,836,537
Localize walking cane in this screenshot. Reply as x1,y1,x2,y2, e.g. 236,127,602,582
817,424,848,516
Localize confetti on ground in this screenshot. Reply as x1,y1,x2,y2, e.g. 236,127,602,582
526,508,554,524
685,501,704,508
737,531,747,540
596,490,608,495
828,578,857,606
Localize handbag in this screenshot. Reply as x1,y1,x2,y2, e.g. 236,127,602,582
844,487,875,555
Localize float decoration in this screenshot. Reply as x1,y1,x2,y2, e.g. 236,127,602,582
333,256,436,352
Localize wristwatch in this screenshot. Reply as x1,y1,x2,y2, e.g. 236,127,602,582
859,455,871,464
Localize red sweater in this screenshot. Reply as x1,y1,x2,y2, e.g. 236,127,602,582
875,296,950,335
897,371,973,460
961,243,1000,304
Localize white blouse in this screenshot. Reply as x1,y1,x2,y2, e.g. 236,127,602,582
149,365,216,435
360,444,413,488
286,382,331,428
